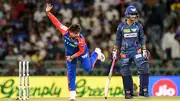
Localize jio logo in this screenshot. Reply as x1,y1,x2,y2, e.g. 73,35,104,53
152,79,178,96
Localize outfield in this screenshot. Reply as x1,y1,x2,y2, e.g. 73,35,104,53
1,97,180,101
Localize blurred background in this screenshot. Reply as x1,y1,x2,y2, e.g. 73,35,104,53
0,0,180,76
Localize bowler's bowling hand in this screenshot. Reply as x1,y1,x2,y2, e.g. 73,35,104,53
46,3,53,13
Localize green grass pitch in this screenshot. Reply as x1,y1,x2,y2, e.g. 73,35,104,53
0,97,180,101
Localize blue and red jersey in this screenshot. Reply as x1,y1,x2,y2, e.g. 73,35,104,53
47,12,88,57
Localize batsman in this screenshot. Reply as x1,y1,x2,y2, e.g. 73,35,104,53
112,5,150,99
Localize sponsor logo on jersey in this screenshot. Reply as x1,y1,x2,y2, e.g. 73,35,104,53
123,29,130,33
81,53,88,58
131,28,137,32
64,39,78,48
124,33,137,38
60,25,68,30
69,43,77,47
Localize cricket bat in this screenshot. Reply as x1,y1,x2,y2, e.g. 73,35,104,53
104,57,116,99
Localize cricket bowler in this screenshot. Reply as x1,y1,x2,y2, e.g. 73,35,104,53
46,3,105,101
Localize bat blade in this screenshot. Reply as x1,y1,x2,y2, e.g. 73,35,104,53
104,58,116,99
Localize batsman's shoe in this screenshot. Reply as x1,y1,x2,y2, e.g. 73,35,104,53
95,48,105,62
139,88,149,97
139,92,150,97
144,92,150,97
125,94,133,99
125,90,133,99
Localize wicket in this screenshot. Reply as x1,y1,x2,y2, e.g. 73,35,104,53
18,60,30,100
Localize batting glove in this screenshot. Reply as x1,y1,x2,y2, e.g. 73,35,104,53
143,49,150,59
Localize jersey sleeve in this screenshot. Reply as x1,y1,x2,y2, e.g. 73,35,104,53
115,24,122,46
138,23,145,46
47,12,68,35
73,38,86,57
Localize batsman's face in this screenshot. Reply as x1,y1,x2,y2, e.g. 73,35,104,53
129,14,138,22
